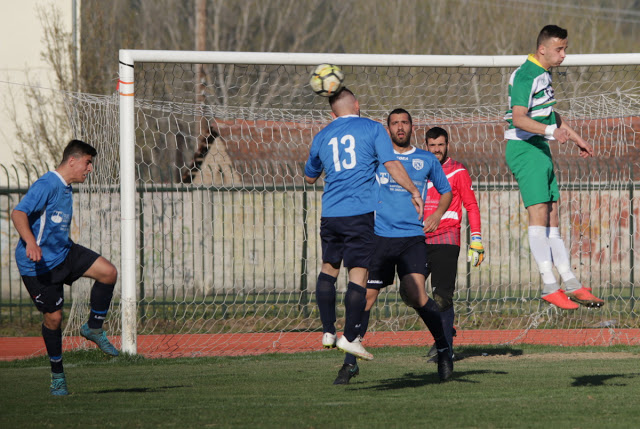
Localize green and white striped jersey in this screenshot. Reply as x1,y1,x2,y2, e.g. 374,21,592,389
504,54,558,141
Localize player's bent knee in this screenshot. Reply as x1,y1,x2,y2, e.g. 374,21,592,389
43,311,63,329
433,291,453,312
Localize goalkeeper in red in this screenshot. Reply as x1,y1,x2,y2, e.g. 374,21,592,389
504,25,602,310
424,127,483,360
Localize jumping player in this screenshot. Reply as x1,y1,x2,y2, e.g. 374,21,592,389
504,25,602,309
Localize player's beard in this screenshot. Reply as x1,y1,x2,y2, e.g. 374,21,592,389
392,131,412,148
436,147,448,163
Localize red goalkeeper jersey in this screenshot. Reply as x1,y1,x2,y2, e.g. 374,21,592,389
424,157,481,246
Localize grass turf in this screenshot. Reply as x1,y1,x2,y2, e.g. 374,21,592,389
2,345,640,428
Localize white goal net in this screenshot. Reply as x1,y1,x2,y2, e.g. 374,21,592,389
61,51,640,356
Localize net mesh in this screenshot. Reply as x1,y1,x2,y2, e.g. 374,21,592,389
58,59,640,356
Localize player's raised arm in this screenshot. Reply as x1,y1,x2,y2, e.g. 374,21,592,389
383,160,424,219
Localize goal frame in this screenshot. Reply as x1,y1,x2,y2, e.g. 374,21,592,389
118,49,640,354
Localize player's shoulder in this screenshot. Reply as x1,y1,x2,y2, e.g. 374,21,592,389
444,158,470,175
30,171,58,189
411,146,438,160
513,59,546,81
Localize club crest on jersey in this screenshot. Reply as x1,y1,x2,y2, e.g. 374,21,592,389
412,159,424,170
379,172,390,184
51,211,64,223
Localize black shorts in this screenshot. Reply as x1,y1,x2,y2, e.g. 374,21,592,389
320,212,375,269
425,244,460,310
367,235,428,290
22,243,101,314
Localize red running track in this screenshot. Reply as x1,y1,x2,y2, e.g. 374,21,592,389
2,329,640,361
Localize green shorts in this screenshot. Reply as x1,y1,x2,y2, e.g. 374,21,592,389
505,137,559,208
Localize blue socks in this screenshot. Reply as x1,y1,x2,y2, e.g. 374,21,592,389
316,272,337,334
42,324,63,373
88,281,115,329
343,282,367,342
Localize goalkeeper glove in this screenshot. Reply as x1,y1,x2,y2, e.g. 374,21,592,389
467,236,484,267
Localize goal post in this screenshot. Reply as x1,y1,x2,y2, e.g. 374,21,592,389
113,49,640,356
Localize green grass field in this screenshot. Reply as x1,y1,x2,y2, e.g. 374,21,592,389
2,345,640,428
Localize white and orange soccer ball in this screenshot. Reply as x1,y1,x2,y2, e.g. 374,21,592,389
309,64,345,97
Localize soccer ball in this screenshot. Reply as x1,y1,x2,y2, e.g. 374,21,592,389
309,64,345,97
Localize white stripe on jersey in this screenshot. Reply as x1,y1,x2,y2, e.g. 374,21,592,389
36,210,46,245
441,210,459,220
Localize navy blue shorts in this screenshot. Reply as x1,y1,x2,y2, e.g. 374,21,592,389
320,212,375,269
367,235,428,289
22,243,101,314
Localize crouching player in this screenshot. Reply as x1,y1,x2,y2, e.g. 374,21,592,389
12,140,119,396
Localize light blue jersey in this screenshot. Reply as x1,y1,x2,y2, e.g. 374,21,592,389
14,171,73,275
305,115,396,217
375,147,451,237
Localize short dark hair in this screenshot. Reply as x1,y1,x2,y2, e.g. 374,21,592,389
537,25,568,48
387,108,412,127
328,87,353,106
61,139,97,163
425,127,449,144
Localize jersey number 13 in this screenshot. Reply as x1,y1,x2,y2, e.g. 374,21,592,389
328,135,356,172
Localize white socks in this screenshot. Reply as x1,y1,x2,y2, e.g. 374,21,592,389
548,227,576,282
528,226,577,293
528,226,557,287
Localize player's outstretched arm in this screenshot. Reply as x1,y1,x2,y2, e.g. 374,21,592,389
555,113,594,158
384,160,424,219
11,209,42,262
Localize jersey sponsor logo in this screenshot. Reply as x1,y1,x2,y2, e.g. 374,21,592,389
367,279,383,284
397,156,409,161
412,159,424,170
51,211,64,223
379,172,390,184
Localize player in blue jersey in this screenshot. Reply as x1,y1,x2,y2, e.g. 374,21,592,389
333,108,454,384
12,140,119,396
305,90,424,370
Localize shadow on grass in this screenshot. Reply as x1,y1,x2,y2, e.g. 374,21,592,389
360,369,509,390
452,346,524,362
93,385,188,394
572,373,640,387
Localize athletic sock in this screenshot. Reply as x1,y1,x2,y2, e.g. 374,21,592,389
548,227,577,283
344,310,370,366
528,226,558,287
440,305,456,350
416,299,449,351
88,281,115,329
343,282,366,342
42,324,63,374
315,272,337,334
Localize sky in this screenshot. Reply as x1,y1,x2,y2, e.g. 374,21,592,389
0,0,72,170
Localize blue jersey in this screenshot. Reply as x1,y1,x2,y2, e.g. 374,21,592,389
375,147,451,237
14,171,74,275
305,115,396,217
